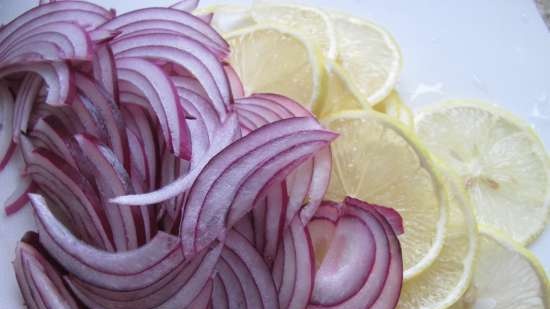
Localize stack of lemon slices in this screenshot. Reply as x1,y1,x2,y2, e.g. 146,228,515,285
197,2,550,308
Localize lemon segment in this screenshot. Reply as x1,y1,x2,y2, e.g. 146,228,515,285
415,100,550,245
374,90,414,129
313,61,369,119
251,3,337,59
323,110,447,280
194,4,256,33
397,171,477,309
451,227,550,309
331,14,402,105
225,26,323,109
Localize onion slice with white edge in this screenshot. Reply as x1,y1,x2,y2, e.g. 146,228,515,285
213,230,280,309
115,57,191,160
29,193,188,291
307,197,404,309
180,116,336,256
0,81,15,171
14,233,79,309
12,73,42,142
110,113,240,206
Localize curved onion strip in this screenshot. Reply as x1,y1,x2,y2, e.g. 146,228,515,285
0,81,15,171
234,213,255,245
110,114,240,206
213,259,245,309
0,61,73,106
181,117,336,256
188,279,213,309
14,239,79,309
110,33,230,117
170,0,199,12
30,193,187,290
75,73,130,170
171,75,209,101
21,142,114,250
71,95,103,139
4,177,35,216
0,1,111,44
98,7,227,52
30,115,80,167
298,147,332,224
198,13,214,24
218,231,279,309
13,73,42,142
114,20,227,58
223,64,244,99
92,44,118,102
66,244,221,309
75,133,148,250
307,198,403,309
115,57,191,160
275,216,314,309
174,84,220,141
0,22,91,63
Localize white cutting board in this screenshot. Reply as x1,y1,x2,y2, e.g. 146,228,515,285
0,0,549,307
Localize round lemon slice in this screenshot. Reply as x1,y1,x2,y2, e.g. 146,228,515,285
398,172,477,309
331,13,402,105
251,3,337,59
451,227,550,309
225,25,323,109
374,90,414,129
323,110,448,280
415,100,550,244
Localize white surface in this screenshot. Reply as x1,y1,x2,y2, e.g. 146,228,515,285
1,0,549,308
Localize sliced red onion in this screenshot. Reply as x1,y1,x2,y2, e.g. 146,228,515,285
110,113,239,206
4,176,35,216
0,1,111,45
307,198,403,309
66,244,222,309
216,230,280,309
0,81,15,171
12,73,42,142
113,20,227,58
115,57,191,160
29,115,80,168
30,193,187,290
21,140,114,250
92,43,118,103
98,7,228,54
75,133,149,249
170,0,199,12
110,33,231,117
298,147,332,224
234,213,255,245
74,73,130,170
0,61,73,106
89,29,121,44
14,238,79,309
181,117,337,256
188,279,213,309
198,13,214,24
274,216,314,309
224,63,244,99
0,22,92,65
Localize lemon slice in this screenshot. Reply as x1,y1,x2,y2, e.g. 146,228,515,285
415,100,550,244
331,13,402,105
225,25,323,109
398,172,477,309
374,90,414,129
250,3,337,59
451,227,550,309
194,5,256,33
323,110,448,280
313,61,369,119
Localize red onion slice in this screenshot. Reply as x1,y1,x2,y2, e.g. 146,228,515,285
188,279,214,309
224,63,244,99
217,231,280,309
181,117,336,256
307,198,403,309
14,237,79,309
275,216,315,309
4,176,35,216
92,44,119,103
12,73,42,142
110,113,240,206
0,81,15,171
30,193,187,290
98,7,228,53
110,33,230,117
0,61,73,106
